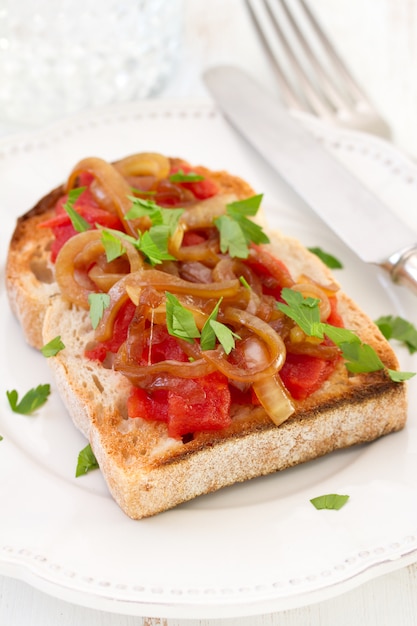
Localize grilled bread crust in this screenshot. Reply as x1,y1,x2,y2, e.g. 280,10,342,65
6,160,408,519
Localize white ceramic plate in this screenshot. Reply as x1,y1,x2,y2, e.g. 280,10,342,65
1,101,417,619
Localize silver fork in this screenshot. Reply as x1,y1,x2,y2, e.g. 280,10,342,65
245,0,391,138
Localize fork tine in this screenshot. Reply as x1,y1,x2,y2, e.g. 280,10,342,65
296,0,372,106
245,0,391,137
244,0,303,110
245,0,338,119
262,0,339,117
277,0,358,113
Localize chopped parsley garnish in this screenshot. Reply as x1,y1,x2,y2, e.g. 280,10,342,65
88,293,111,329
166,294,239,354
101,229,127,262
200,298,240,354
277,288,415,382
124,197,184,233
165,292,201,343
0,435,3,442
75,443,99,477
308,246,343,269
215,194,269,259
310,493,349,510
375,315,417,354
41,335,65,357
7,384,51,415
100,199,183,266
139,227,176,265
169,169,204,183
63,187,90,232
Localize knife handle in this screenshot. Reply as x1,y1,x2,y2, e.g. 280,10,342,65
383,245,417,296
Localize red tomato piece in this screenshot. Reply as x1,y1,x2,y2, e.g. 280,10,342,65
229,385,261,406
138,325,189,365
85,300,136,361
166,372,232,438
41,187,124,261
127,373,232,438
327,296,344,328
245,244,293,299
170,164,219,200
279,353,336,400
127,387,169,423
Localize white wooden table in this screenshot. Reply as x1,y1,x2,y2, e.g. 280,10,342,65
2,1,417,624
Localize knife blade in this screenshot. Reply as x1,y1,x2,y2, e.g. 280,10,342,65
203,65,417,295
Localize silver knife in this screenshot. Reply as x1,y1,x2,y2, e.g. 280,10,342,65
203,65,417,296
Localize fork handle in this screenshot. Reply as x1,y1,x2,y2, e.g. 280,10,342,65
382,245,417,296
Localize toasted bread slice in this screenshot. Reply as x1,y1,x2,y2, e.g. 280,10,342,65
6,154,408,519
41,229,406,519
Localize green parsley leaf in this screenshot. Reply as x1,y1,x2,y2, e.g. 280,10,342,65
126,198,184,234
227,196,269,244
7,384,51,415
199,298,240,354
0,435,3,441
63,187,90,232
200,299,222,351
75,443,99,477
41,335,65,357
387,368,416,382
169,169,204,183
209,319,240,355
308,246,343,269
88,293,111,329
310,493,349,510
165,292,200,343
277,289,323,337
227,194,264,217
125,197,163,223
140,227,176,265
130,187,156,196
160,207,184,234
101,229,127,262
239,275,251,290
375,315,417,354
339,340,385,373
214,194,269,259
215,215,249,258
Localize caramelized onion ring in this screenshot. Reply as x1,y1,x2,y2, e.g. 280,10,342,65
113,152,170,179
56,230,143,308
124,269,240,303
65,157,137,236
55,230,103,308
114,346,216,385
202,307,286,383
179,194,236,229
94,274,133,342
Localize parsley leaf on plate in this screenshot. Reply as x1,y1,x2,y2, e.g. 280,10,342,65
375,315,417,354
7,384,51,415
310,493,349,510
308,246,343,269
76,443,99,477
